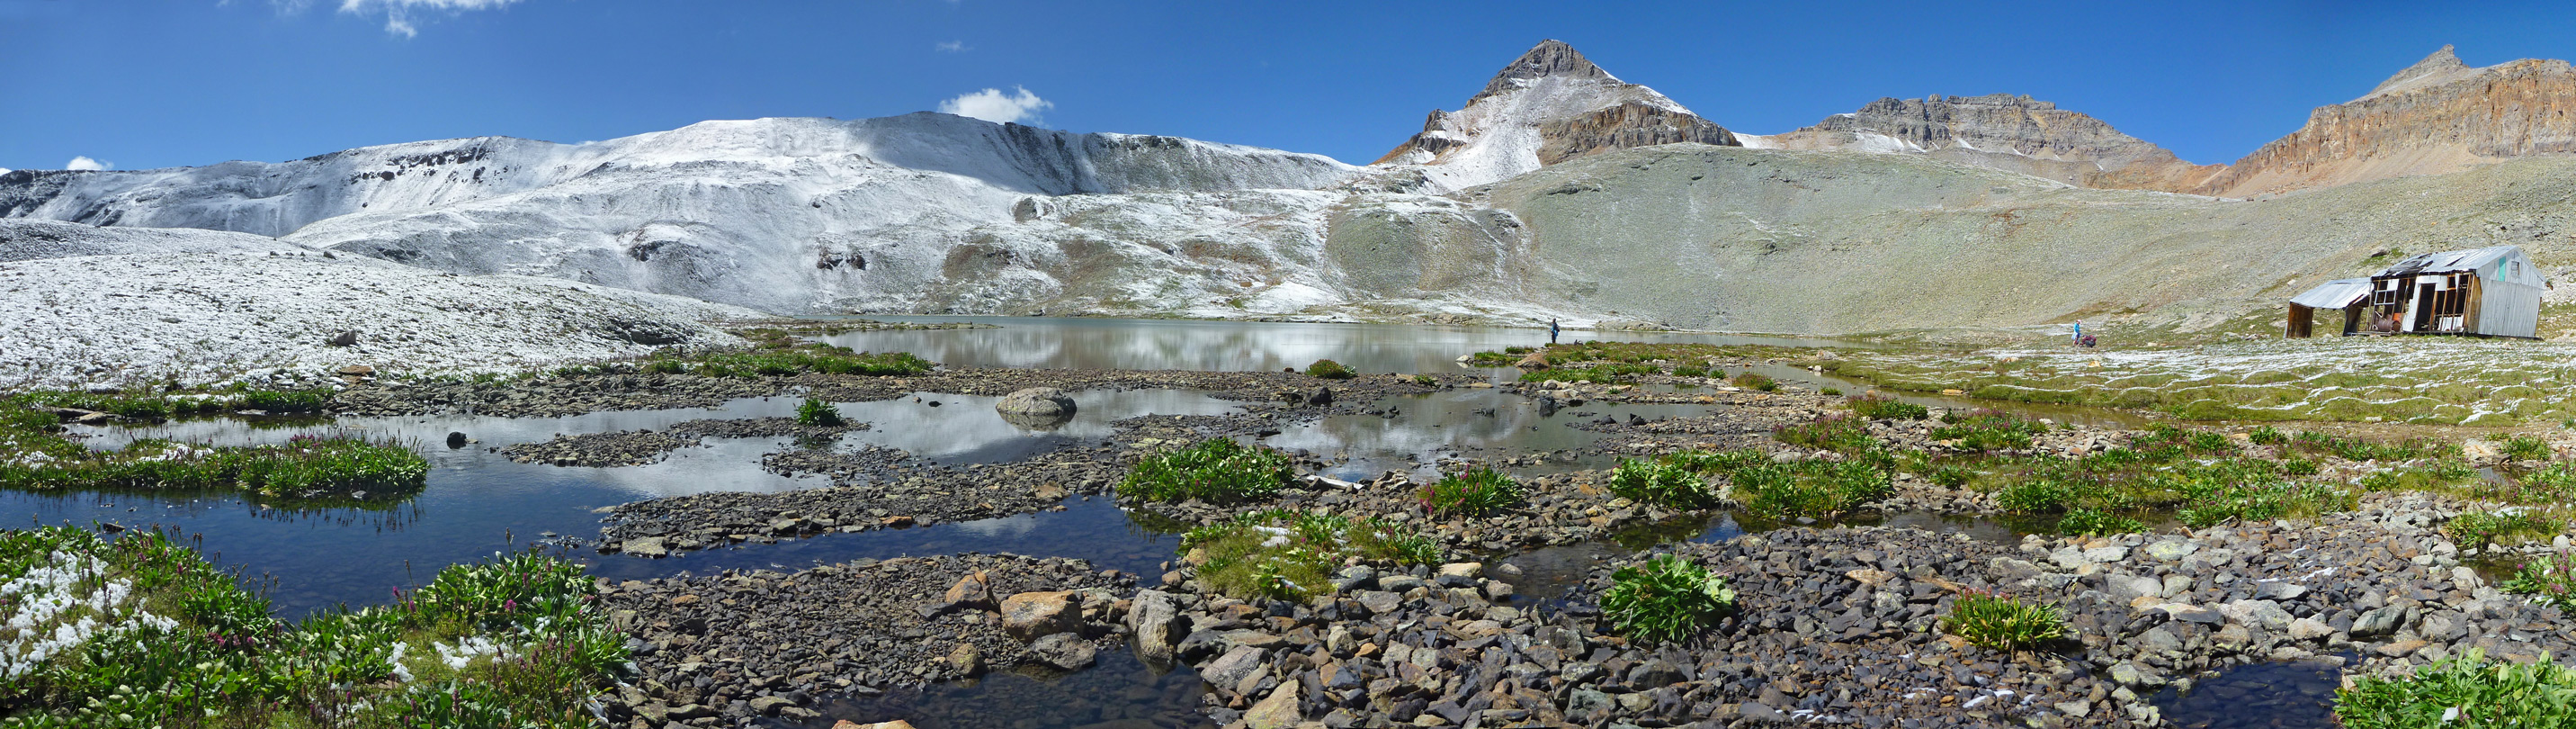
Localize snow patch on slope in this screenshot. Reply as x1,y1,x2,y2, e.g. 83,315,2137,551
0,219,311,262
0,252,756,390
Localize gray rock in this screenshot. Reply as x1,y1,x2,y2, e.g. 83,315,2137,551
2351,605,2408,640
2141,539,2199,562
1028,633,1096,670
1126,590,1187,664
2106,572,2162,602
2287,617,2335,641
995,387,1076,417
1330,565,1377,592
1354,590,1401,616
1202,645,1269,689
1377,574,1427,593
2252,580,2308,601
2165,604,2223,625
622,536,668,558
2108,662,2166,688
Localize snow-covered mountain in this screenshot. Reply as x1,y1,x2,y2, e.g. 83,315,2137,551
10,40,2576,336
1374,40,1737,194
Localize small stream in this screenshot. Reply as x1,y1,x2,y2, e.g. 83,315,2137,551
2151,657,2347,728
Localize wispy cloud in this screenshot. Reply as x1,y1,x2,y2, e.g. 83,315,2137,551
334,0,523,38
935,40,968,52
938,86,1051,125
64,157,112,171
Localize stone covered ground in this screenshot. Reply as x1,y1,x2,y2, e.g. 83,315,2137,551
316,345,2576,728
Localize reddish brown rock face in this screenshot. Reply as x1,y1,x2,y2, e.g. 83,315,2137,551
2193,46,2576,198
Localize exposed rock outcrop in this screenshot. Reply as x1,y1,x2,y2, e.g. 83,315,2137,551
1757,94,2222,192
2194,45,2576,198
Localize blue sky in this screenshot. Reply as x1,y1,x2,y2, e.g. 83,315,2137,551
4,0,2574,171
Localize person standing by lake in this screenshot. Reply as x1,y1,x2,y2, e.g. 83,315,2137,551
2071,320,2083,346
1549,319,1561,345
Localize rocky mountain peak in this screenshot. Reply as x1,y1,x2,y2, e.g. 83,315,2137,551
2366,45,2472,98
1471,40,1618,104
1374,40,1734,192
2196,45,2576,198
1753,93,2219,192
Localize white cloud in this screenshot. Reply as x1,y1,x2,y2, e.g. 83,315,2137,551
935,40,968,52
64,157,111,171
335,0,522,38
937,86,1052,125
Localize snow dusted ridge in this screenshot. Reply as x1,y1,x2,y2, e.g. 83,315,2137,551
0,249,756,390
0,219,309,262
2,113,1361,315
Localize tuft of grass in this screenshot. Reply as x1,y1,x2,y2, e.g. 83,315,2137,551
2334,648,2576,729
1304,359,1356,380
0,410,427,505
1181,509,1435,600
2248,426,2290,446
1942,589,2068,653
1819,387,1842,397
2446,510,2562,548
1117,438,1292,505
1419,466,1523,518
794,398,845,427
1775,414,1878,454
643,333,932,379
2503,435,2554,462
2056,508,2144,536
1730,372,1778,392
1606,456,1723,509
1846,393,1928,420
1597,554,1735,645
1929,410,2046,453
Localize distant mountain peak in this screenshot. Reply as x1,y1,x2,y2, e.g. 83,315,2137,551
2366,44,2474,99
1471,40,1619,104
1376,40,1734,191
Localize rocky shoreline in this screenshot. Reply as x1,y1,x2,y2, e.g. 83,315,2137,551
592,489,2575,729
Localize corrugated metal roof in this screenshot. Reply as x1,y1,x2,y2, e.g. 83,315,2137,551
2290,278,2373,309
2376,246,2518,276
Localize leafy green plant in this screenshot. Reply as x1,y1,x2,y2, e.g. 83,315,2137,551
1117,437,1292,504
2248,426,2290,446
1598,554,1735,644
1606,457,1721,509
1304,359,1356,380
1730,372,1778,392
1941,590,2067,653
2501,550,2576,613
1671,365,1709,378
1726,459,1892,519
1819,387,1842,396
795,398,845,427
1420,466,1522,517
0,527,622,728
2334,647,2576,729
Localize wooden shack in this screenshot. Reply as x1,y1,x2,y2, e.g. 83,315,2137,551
2286,246,2546,339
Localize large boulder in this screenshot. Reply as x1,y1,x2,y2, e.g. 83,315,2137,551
999,590,1083,641
1126,589,1189,665
997,388,1076,417
997,387,1077,429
